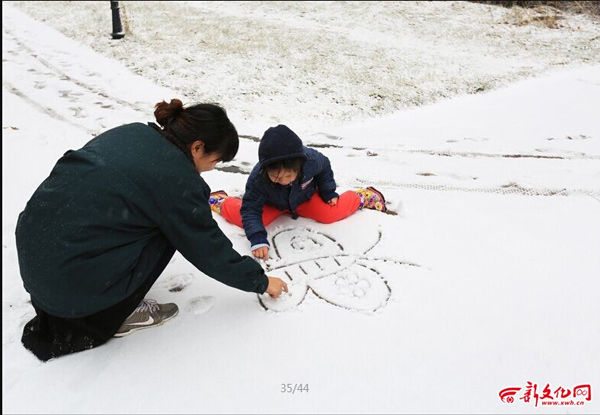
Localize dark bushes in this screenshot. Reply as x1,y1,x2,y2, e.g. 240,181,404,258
470,1,600,16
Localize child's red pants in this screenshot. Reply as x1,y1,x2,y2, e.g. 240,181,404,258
220,191,361,228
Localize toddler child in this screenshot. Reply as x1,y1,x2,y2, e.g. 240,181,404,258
209,124,387,259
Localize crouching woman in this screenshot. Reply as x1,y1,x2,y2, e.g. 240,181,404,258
15,99,288,362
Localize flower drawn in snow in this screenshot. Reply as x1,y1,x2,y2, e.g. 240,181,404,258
335,272,371,298
257,227,419,313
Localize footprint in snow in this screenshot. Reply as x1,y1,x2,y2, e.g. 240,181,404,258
162,273,193,293
186,296,216,315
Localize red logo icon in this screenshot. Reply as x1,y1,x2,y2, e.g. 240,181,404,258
499,387,521,403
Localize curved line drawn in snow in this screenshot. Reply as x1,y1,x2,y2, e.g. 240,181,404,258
257,227,419,313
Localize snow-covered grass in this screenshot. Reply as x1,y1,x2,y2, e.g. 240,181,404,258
9,1,600,131
2,2,600,414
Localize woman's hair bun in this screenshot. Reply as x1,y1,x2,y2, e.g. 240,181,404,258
154,98,184,127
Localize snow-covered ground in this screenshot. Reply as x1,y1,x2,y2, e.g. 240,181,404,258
2,2,600,414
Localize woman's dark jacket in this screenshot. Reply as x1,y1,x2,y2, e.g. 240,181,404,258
16,122,268,318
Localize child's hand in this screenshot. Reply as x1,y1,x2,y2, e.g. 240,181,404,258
252,246,270,259
328,197,339,206
266,276,289,298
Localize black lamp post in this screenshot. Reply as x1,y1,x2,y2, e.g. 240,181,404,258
110,1,125,39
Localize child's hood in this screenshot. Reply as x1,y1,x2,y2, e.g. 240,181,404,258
258,124,308,167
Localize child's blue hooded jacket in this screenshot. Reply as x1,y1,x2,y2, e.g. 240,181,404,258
240,125,339,249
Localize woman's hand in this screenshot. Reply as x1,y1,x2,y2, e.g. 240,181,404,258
266,277,289,298
252,246,269,259
327,197,339,206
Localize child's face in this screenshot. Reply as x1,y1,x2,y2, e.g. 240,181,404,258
267,168,298,186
